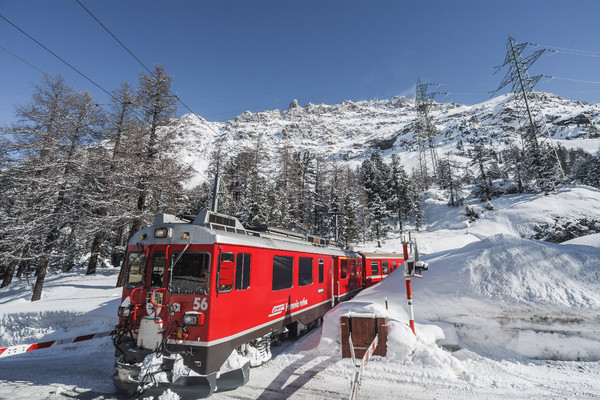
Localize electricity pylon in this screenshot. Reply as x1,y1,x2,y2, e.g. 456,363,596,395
493,35,564,191
414,79,440,183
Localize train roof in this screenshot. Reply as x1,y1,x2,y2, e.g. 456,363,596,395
129,211,359,258
360,252,406,259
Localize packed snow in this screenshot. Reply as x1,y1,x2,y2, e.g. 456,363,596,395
1,185,599,399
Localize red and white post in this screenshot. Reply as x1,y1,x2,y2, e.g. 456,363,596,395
402,235,416,335
405,278,415,335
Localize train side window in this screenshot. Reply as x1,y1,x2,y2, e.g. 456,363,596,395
125,251,146,287
318,259,324,284
169,252,210,294
219,252,235,293
371,261,379,275
150,252,166,287
341,259,348,279
382,261,389,275
393,261,397,272
298,257,313,286
235,253,251,290
273,255,293,291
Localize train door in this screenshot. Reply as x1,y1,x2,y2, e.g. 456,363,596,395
146,246,170,319
334,257,350,301
348,259,361,292
330,257,335,306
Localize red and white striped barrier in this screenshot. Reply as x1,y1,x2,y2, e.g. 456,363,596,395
349,333,379,400
0,330,115,358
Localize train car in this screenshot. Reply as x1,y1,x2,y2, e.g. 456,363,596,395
360,252,407,288
112,210,362,398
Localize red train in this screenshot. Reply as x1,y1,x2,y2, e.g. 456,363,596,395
112,210,407,398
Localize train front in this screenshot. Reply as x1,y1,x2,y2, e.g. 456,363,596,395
112,213,249,398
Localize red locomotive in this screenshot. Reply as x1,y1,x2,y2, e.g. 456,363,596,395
112,210,406,398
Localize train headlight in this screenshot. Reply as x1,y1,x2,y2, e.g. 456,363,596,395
118,306,131,317
154,228,171,238
182,311,204,326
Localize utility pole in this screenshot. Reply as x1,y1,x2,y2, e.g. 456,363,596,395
211,145,222,213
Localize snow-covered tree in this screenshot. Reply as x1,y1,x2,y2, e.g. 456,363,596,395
468,135,498,201
0,75,106,299
359,151,392,243
436,155,464,207
388,154,413,232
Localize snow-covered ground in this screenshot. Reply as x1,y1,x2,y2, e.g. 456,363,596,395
1,185,599,400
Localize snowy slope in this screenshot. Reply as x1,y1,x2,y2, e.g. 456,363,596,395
1,185,599,399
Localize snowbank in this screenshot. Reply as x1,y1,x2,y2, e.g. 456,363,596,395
0,269,121,347
415,234,600,360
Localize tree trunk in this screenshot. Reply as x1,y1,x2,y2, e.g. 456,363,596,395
16,260,26,278
32,232,56,301
111,225,125,268
1,259,18,288
86,232,103,275
16,245,30,278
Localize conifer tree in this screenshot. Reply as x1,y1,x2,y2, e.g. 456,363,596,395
468,136,497,201
359,151,392,243
388,154,412,233
436,155,464,207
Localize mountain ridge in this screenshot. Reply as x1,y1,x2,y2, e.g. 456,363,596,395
170,92,600,186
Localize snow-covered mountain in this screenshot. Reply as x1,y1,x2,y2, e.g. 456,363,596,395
171,93,600,186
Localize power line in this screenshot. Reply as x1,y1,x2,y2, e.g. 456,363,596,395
0,44,54,79
72,0,228,181
0,39,213,185
1,13,214,187
530,42,600,58
543,75,600,86
0,42,145,121
73,0,237,156
74,0,153,77
0,13,117,102
0,30,209,185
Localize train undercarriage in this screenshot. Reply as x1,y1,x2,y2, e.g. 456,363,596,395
112,319,317,399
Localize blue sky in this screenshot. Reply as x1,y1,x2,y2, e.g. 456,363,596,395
1,0,600,125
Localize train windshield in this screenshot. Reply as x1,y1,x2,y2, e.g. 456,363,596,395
125,251,146,287
150,252,166,287
169,252,211,294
